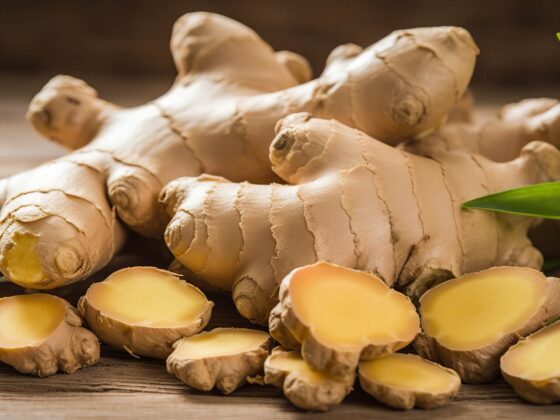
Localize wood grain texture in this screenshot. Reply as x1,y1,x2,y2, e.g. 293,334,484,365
1,77,559,418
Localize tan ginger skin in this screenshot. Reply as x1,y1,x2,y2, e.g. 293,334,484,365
264,347,355,411
0,12,478,290
161,113,560,324
167,328,272,394
403,97,560,162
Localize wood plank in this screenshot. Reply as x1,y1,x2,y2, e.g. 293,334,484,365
1,348,559,419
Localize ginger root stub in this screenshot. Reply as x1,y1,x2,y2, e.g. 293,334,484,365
271,262,420,377
501,320,560,404
167,328,272,394
415,266,560,383
359,353,460,410
79,266,213,359
0,294,100,377
264,347,354,411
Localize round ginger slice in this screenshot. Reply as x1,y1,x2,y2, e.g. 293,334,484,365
0,294,100,376
78,266,213,359
359,353,461,410
501,320,560,404
264,347,354,411
167,327,272,394
415,266,560,383
276,262,420,376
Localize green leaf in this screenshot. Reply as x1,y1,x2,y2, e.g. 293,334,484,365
543,257,560,274
462,181,560,219
557,32,560,42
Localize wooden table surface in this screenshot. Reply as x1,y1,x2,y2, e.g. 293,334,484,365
1,75,559,419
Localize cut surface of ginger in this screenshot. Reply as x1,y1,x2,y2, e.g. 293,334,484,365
173,328,269,359
86,266,208,327
268,349,338,384
3,233,44,286
360,353,458,393
0,294,65,348
420,267,546,351
501,321,560,381
290,263,418,347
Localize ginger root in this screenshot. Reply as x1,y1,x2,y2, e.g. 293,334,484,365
0,13,477,290
402,97,560,163
78,266,213,359
0,294,99,376
264,347,354,411
167,328,272,394
415,266,560,383
270,262,419,376
359,353,461,410
161,113,560,323
501,320,560,404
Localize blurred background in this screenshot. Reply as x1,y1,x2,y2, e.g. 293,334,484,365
1,0,560,171
3,0,560,86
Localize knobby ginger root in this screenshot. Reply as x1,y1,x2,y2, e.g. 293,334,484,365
359,353,461,410
167,328,272,394
0,294,99,376
501,320,560,404
0,12,477,290
415,266,560,383
264,347,354,411
78,266,213,358
161,113,560,323
270,262,419,376
402,97,560,163
403,96,560,263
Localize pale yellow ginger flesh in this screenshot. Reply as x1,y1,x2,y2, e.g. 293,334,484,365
290,263,418,347
501,321,560,381
360,353,458,394
268,350,337,385
173,328,269,359
0,294,65,348
0,293,100,377
167,328,271,394
80,267,212,359
86,267,208,327
3,233,45,287
421,268,546,351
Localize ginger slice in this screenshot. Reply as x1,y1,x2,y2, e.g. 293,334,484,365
269,303,300,350
274,262,420,376
415,266,560,383
78,266,213,359
0,294,99,376
264,347,354,411
167,328,272,394
359,353,460,410
501,320,560,404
